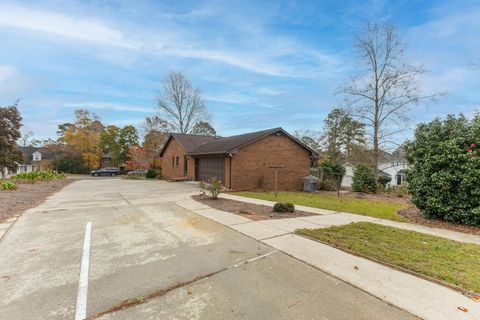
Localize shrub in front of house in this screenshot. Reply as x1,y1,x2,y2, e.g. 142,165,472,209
273,202,295,213
405,114,480,226
0,180,17,190
352,164,377,193
145,169,159,179
317,159,346,191
377,175,392,190
200,177,222,199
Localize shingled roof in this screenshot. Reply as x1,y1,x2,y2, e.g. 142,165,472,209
160,127,318,157
159,133,218,156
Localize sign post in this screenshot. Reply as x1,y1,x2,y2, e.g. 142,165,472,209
269,165,284,197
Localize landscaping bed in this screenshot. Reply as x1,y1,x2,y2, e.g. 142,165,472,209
192,195,315,220
399,205,480,236
0,178,72,222
234,191,407,222
297,222,480,295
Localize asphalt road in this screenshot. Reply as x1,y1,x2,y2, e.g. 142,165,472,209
0,178,418,320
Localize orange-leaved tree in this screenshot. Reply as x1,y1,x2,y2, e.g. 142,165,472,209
62,109,104,170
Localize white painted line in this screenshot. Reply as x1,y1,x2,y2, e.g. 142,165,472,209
75,222,92,320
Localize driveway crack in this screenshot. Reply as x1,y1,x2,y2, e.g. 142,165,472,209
86,250,278,319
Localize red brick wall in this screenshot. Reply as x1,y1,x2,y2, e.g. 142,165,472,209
230,133,311,191
161,139,187,179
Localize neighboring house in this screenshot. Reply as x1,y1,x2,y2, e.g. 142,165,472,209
17,147,45,173
341,163,354,188
16,146,62,173
101,154,112,168
378,148,409,187
159,127,318,191
341,148,409,188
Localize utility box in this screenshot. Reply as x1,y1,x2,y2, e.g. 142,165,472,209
303,175,319,192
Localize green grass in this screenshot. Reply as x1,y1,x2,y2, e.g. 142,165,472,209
234,191,407,222
297,222,480,293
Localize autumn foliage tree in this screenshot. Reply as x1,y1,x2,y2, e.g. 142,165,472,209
62,109,104,170
125,146,148,170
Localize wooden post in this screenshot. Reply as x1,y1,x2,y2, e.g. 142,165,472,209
269,165,284,198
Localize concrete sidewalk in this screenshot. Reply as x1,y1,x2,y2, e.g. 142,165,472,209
185,196,480,320
220,193,480,245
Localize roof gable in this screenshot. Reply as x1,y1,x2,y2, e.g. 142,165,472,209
159,133,218,156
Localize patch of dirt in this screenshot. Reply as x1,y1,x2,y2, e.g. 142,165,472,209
322,190,411,205
192,195,315,220
0,179,72,222
398,205,480,236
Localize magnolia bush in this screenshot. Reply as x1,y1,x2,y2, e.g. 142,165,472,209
405,114,480,226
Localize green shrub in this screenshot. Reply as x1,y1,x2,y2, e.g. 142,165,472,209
0,180,17,190
273,202,295,213
200,177,222,199
12,171,66,183
405,114,480,226
377,175,391,188
145,169,159,179
352,164,377,193
317,159,346,191
51,155,88,174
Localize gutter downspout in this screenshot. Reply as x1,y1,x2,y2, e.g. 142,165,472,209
228,153,233,190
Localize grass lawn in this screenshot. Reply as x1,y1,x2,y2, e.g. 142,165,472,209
297,222,480,294
234,191,407,222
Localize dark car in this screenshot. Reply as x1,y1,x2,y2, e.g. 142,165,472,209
90,167,120,177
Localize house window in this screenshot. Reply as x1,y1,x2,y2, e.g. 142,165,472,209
176,156,179,167
172,156,174,167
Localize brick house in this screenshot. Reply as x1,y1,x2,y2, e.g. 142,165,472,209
159,127,318,191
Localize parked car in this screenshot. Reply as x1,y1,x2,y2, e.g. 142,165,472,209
127,169,147,175
90,167,120,177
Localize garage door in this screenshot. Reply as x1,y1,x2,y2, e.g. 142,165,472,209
196,158,225,183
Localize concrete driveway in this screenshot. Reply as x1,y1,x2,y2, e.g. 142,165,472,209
0,178,418,320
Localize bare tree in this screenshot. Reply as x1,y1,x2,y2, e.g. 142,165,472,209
19,129,34,147
156,72,209,134
340,23,438,171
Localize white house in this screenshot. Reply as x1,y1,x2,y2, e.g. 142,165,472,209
16,147,47,173
378,148,408,187
341,163,354,188
341,148,408,188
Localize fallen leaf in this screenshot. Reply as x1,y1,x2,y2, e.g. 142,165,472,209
1,275,11,281
187,288,193,294
458,306,468,312
472,296,480,302
354,265,359,270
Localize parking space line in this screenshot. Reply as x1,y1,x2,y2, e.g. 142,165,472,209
75,222,92,320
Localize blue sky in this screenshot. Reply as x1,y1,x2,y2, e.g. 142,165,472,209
1,0,479,141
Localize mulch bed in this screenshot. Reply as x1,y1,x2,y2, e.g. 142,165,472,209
398,206,480,236
0,179,72,222
192,195,315,220
323,190,411,205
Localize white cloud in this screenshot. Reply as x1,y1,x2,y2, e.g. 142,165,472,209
0,5,137,48
0,4,340,78
0,64,42,96
63,102,155,113
0,65,16,82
